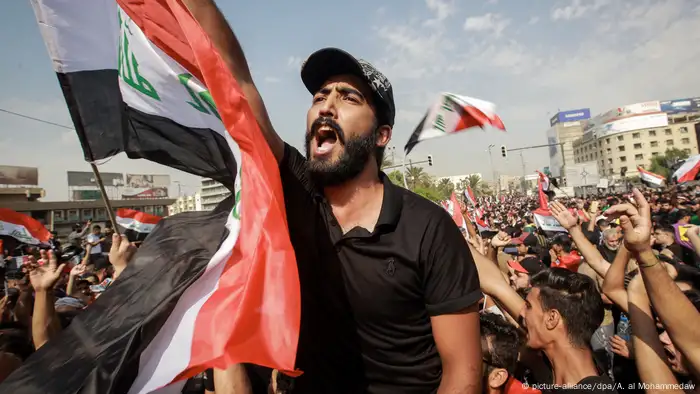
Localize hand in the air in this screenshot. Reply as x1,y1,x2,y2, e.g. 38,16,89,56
27,250,65,292
549,201,580,230
603,189,652,253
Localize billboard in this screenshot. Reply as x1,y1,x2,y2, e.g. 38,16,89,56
125,174,171,188
67,171,124,187
546,128,562,178
0,165,38,186
597,113,669,138
551,108,591,126
565,162,600,187
660,97,700,114
619,101,661,116
72,190,103,201
122,187,169,199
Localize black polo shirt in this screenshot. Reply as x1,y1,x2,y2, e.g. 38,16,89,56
280,144,481,394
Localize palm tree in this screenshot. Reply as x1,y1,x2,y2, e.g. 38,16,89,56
406,166,431,190
435,178,455,200
648,147,689,178
460,174,485,196
381,156,394,170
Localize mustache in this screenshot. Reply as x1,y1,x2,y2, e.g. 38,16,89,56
306,117,345,145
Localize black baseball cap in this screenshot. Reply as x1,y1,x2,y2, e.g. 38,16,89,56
300,48,395,127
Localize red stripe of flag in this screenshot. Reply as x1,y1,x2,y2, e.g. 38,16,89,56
119,0,301,384
0,208,51,244
116,208,162,225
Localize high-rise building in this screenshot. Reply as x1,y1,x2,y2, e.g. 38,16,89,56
199,179,231,211
545,108,592,181
169,193,202,214
571,98,700,182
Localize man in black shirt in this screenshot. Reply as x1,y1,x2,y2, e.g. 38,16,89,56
183,2,482,393
523,269,617,394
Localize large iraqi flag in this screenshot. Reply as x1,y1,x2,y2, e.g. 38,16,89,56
0,208,51,245
2,1,301,393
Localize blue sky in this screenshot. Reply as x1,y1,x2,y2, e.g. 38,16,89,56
1,0,699,200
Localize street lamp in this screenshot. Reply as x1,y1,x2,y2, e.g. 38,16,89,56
173,181,182,197
487,144,496,189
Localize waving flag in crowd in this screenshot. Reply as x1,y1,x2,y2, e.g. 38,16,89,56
4,1,301,393
404,93,506,155
638,166,666,188
532,172,566,233
0,208,51,245
673,154,700,183
464,186,477,207
115,208,162,242
30,0,236,189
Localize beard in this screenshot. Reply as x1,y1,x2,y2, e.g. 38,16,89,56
604,242,620,251
304,117,377,187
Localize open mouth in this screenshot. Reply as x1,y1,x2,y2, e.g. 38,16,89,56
664,346,677,363
313,126,339,156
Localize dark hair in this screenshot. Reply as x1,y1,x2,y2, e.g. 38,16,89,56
480,313,522,373
0,325,34,361
530,268,604,348
676,265,700,291
92,224,101,231
550,235,573,253
655,225,674,234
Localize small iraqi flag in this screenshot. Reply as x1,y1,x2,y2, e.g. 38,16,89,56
115,208,162,242
404,92,505,155
638,166,665,188
672,155,700,183
0,208,51,245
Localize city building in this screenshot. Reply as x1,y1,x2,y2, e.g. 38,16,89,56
0,186,45,203
169,193,202,214
3,198,175,239
200,179,231,211
572,102,700,181
545,108,592,180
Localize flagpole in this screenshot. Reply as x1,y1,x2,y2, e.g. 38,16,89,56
402,153,409,189
89,162,120,234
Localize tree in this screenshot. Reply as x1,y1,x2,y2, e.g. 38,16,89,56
435,178,455,201
648,147,689,179
406,166,431,189
387,170,405,187
380,156,394,171
459,174,489,196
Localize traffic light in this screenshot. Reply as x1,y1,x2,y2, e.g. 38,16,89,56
427,155,433,166
500,145,507,158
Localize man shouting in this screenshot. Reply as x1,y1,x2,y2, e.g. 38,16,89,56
183,1,483,393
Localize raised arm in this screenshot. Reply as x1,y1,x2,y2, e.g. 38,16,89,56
550,201,611,277
601,245,632,313
182,0,284,162
606,188,700,374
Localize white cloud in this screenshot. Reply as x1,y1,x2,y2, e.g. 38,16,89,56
551,0,611,21
464,13,511,37
286,56,303,69
425,0,454,21
372,0,700,179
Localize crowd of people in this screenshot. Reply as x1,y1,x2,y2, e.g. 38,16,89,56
1,0,699,392
2,184,700,393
